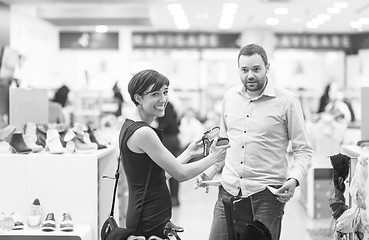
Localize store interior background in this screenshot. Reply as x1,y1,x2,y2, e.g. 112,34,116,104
1,0,369,239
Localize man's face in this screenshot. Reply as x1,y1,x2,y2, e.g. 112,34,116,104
238,54,269,92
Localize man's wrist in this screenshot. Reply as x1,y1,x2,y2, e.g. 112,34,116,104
287,178,299,187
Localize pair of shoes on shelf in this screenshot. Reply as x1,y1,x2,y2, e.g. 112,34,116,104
63,127,97,153
42,212,74,232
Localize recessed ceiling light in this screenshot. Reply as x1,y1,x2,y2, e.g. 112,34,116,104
306,21,319,29
95,25,108,33
265,17,279,26
334,2,348,9
274,8,288,15
327,7,340,14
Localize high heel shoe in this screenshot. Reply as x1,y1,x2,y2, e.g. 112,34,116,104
9,132,32,154
87,127,107,150
45,129,65,154
23,122,43,153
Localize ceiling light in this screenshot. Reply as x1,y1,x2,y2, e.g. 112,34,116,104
334,2,348,9
223,3,238,10
274,8,288,15
95,25,108,33
306,21,319,29
327,7,340,14
265,18,279,26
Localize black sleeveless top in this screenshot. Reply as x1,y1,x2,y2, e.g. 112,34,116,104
119,119,171,238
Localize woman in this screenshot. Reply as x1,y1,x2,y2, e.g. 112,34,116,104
119,69,229,238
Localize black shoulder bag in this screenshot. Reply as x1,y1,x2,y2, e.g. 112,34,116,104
101,144,153,240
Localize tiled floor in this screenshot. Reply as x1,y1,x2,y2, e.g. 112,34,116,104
171,177,332,240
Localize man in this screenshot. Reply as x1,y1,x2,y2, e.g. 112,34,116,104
198,43,313,240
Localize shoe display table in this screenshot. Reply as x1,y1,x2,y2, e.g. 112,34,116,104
1,224,92,240
0,146,118,240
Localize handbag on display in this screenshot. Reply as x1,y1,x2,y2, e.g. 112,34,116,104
223,195,271,240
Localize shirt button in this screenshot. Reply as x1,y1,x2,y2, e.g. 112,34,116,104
244,131,246,133
240,176,243,179
246,115,249,117
242,146,244,148
240,162,243,164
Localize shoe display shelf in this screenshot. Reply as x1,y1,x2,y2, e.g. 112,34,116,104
300,144,366,219
0,145,119,240
2,224,92,240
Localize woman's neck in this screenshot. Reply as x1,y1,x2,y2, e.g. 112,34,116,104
129,108,154,125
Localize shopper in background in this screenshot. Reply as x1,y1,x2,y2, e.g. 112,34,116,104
156,101,182,207
178,107,204,153
113,81,124,117
317,81,355,123
49,85,70,124
197,44,313,240
119,69,229,238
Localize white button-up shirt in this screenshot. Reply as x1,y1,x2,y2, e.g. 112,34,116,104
205,80,313,197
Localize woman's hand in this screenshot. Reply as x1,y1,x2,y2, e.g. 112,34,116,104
186,138,204,158
208,137,230,163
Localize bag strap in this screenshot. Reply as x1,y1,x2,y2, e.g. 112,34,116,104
103,121,153,230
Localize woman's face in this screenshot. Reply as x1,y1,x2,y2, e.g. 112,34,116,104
141,84,169,119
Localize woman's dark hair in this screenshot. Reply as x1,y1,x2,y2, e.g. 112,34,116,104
128,69,170,106
238,44,268,67
52,85,70,107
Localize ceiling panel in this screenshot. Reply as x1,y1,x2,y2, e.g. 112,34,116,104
0,0,367,33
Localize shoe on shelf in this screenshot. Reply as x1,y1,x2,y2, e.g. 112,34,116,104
73,137,98,153
28,199,43,228
88,127,107,150
9,132,32,154
46,129,65,154
23,122,44,153
0,125,16,142
60,213,74,232
41,213,56,231
11,213,24,230
63,129,76,142
0,141,11,154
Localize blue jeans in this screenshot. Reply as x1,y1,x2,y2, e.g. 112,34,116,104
208,186,285,240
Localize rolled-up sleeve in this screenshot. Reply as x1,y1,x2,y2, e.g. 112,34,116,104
286,95,313,184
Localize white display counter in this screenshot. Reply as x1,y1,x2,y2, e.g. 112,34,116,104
0,146,118,240
1,224,92,240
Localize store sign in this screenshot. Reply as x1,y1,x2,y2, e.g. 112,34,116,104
59,32,119,49
275,33,351,50
132,32,240,49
